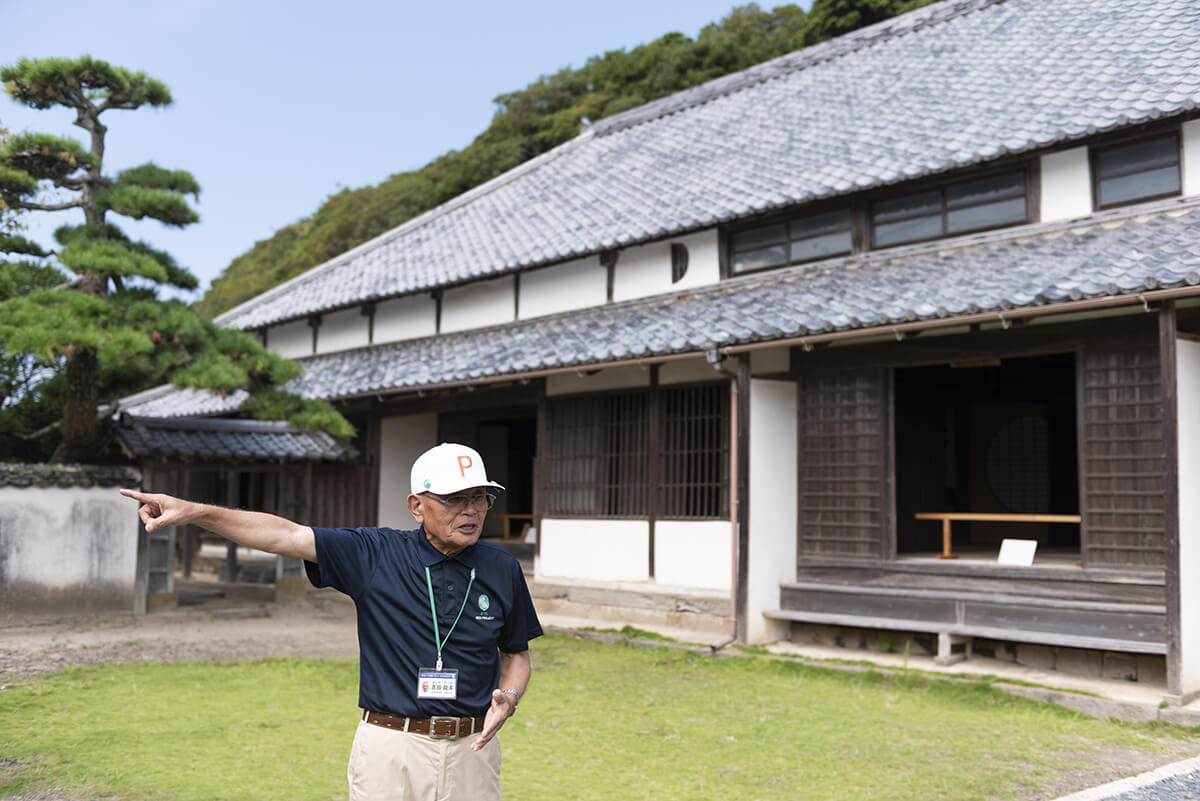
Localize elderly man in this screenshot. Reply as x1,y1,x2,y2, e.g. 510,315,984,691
122,442,542,801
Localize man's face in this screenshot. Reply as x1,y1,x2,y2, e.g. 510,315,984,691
407,487,493,556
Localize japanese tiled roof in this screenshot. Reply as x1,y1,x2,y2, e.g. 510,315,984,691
0,464,141,488
124,198,1200,418
215,0,1200,331
114,415,358,462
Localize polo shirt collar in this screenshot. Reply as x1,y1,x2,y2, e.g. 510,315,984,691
416,525,480,568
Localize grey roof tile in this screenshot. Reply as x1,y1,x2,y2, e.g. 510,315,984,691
216,0,1200,331
129,199,1200,419
114,415,357,462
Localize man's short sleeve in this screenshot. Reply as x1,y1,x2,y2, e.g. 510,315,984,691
499,559,543,653
304,527,382,600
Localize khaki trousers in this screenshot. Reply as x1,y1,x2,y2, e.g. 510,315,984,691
347,719,502,801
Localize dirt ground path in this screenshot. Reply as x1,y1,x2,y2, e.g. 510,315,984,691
0,589,359,682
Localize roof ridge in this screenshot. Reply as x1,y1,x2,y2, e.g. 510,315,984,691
124,414,305,433
215,129,599,325
591,0,1006,137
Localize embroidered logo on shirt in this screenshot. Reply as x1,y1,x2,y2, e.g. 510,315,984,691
478,594,490,612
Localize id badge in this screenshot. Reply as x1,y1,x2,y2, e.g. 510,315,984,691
417,668,458,699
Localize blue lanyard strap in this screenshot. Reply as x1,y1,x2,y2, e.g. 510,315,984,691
424,565,475,671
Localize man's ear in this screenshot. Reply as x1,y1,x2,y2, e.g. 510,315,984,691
407,494,425,523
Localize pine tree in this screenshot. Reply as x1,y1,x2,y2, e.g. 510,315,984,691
0,57,352,463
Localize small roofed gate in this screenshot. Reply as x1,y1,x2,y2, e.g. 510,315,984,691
1079,341,1167,567
796,368,891,559
116,415,365,611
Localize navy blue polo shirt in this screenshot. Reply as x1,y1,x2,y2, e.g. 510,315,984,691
304,525,543,718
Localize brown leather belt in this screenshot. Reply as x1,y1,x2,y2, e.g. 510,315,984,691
362,709,486,740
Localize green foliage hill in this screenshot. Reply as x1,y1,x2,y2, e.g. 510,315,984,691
197,0,931,319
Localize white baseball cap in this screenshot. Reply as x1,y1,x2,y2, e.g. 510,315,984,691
410,443,505,496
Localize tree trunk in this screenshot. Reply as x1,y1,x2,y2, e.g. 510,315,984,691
50,347,100,464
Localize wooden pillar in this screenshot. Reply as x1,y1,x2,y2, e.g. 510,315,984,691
1161,301,1197,703
734,356,751,641
647,365,660,579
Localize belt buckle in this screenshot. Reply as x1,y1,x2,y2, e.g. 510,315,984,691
428,716,461,740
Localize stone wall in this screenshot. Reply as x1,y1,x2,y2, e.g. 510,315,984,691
0,464,141,617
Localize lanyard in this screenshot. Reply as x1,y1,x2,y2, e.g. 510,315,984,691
424,565,475,671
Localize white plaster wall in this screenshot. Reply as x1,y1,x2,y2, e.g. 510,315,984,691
1183,120,1200,197
519,256,607,319
745,378,799,643
441,275,515,333
1176,337,1200,695
374,294,438,344
611,229,720,303
660,358,722,385
316,307,369,354
1039,147,1092,223
378,413,438,527
268,319,312,359
545,364,650,396
654,520,732,591
751,348,790,375
0,486,138,611
537,518,650,582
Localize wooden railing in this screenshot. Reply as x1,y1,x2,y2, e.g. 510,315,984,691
492,513,534,540
914,512,1082,560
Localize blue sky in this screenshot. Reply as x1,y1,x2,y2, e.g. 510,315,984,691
0,0,762,298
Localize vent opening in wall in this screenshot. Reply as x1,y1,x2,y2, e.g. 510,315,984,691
670,243,689,283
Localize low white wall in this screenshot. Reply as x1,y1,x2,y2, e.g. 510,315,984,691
1039,147,1092,223
316,307,369,354
374,294,438,344
441,275,515,333
1176,337,1200,696
268,319,312,358
745,378,798,643
378,413,438,527
1184,120,1200,197
654,520,731,591
0,476,139,614
519,256,607,320
537,518,650,582
611,229,720,303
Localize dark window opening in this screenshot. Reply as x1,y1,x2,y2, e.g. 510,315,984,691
438,408,538,539
731,208,852,274
872,170,1027,248
1093,133,1181,209
894,353,1079,560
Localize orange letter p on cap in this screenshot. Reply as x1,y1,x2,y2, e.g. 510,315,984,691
457,455,473,476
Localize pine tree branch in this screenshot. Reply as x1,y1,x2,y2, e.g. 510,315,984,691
11,198,84,212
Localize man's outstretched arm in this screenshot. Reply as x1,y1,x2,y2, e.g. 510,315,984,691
120,488,317,562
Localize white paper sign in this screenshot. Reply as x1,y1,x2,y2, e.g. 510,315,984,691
997,539,1037,566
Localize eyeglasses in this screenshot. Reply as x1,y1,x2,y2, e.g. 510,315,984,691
421,491,497,514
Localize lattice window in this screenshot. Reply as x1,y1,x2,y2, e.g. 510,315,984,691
545,392,648,517
659,383,730,519
545,384,730,519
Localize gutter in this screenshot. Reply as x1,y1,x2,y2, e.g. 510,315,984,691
716,285,1200,357
706,349,748,653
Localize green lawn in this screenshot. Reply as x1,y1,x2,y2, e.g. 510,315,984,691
1,635,1196,801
